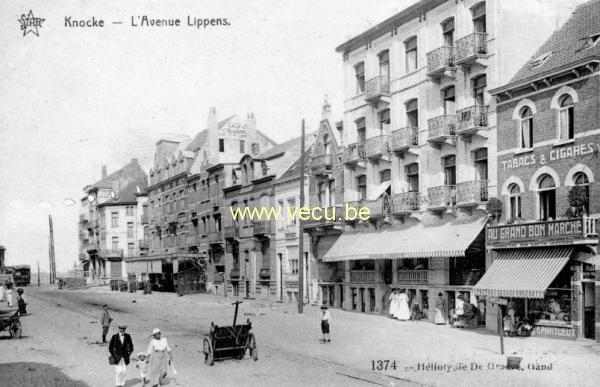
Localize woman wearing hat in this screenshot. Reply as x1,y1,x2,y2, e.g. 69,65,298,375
146,328,172,386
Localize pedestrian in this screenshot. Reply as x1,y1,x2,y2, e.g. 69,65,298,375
101,304,113,344
0,281,5,302
434,293,447,325
146,328,173,387
135,352,150,385
320,304,331,343
108,325,134,387
5,282,13,308
16,288,27,315
388,289,399,319
396,290,410,321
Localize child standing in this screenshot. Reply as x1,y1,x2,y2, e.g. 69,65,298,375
320,304,331,343
135,352,150,384
16,288,27,315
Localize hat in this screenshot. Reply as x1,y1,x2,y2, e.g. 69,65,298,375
118,325,127,329
320,304,328,309
152,328,161,335
138,352,148,359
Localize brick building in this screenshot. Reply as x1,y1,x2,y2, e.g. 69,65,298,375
475,0,600,341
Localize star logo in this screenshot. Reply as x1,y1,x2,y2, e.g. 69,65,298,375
19,10,45,37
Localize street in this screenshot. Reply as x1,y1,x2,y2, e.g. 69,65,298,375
1,286,599,386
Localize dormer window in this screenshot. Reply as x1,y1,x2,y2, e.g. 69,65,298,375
530,52,552,69
583,33,600,49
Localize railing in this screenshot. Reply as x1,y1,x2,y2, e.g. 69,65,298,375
362,197,390,217
427,185,456,208
456,180,488,204
455,32,488,63
427,115,456,141
285,224,297,238
365,135,390,158
342,143,366,164
350,270,375,283
310,154,334,172
259,268,270,280
253,220,273,235
426,46,455,74
457,105,488,134
224,225,240,239
397,270,428,284
365,75,390,101
207,231,222,243
391,192,420,213
391,127,418,151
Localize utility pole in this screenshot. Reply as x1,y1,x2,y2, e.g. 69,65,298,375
37,261,40,287
49,215,56,284
298,119,305,314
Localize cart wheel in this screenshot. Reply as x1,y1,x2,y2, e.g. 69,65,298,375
203,337,214,366
248,333,258,361
10,320,22,339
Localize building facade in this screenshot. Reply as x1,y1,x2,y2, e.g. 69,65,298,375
308,0,584,318
476,0,600,342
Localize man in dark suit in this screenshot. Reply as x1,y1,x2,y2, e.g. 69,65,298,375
109,325,134,387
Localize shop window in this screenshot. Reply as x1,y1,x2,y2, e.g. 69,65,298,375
354,61,365,93
471,2,486,33
442,86,456,115
508,183,522,221
519,107,534,148
404,36,418,73
443,155,456,186
538,174,556,221
441,17,454,46
558,94,574,140
406,163,419,192
406,99,419,128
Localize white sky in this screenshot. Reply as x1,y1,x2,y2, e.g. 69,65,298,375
0,0,416,272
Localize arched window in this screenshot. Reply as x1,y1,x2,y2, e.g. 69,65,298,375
538,174,556,221
558,94,574,140
508,183,521,221
574,172,590,215
520,106,533,148
242,164,248,185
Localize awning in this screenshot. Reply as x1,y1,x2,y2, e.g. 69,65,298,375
125,259,163,274
322,216,487,262
574,253,600,267
368,181,391,201
474,247,573,299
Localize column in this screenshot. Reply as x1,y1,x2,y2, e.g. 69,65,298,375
595,269,600,343
571,265,582,338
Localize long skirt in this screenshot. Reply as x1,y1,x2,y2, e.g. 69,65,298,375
397,300,410,321
148,351,169,386
434,307,446,324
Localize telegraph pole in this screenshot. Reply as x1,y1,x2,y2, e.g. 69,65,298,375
49,215,56,284
37,261,40,287
298,119,305,314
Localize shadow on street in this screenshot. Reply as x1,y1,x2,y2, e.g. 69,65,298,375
0,362,90,387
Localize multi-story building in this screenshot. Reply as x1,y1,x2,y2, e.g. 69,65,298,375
223,133,315,299
79,159,148,283
309,0,583,317
475,0,600,342
135,108,275,291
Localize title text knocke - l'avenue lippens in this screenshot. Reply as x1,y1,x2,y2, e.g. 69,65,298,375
64,16,230,29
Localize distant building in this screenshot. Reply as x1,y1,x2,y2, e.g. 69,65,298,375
79,159,148,283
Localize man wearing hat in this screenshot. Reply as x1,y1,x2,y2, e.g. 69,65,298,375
320,304,331,343
108,325,134,387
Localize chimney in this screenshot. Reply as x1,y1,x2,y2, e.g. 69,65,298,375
131,158,138,165
101,165,107,179
246,112,257,154
206,107,218,163
322,94,332,120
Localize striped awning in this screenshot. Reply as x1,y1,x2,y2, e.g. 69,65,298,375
474,247,573,299
322,216,487,262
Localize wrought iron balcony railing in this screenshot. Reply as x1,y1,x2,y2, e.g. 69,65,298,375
427,185,456,208
390,127,418,151
365,135,390,158
456,105,488,135
426,46,455,75
391,192,420,213
427,115,457,142
455,32,488,64
456,180,488,204
224,225,240,239
342,143,366,164
310,154,334,173
365,76,390,102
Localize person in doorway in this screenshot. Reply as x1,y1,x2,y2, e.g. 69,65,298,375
320,304,331,343
434,293,447,325
146,328,173,387
397,290,410,321
388,289,399,319
101,304,113,344
548,298,564,320
16,288,27,315
451,294,465,327
109,325,134,387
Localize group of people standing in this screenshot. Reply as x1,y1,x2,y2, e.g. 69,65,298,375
0,281,28,315
101,305,174,387
388,289,411,320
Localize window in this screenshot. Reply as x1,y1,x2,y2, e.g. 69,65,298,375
538,174,556,221
530,52,552,69
473,75,486,106
289,258,299,275
379,109,390,133
520,107,534,148
406,163,419,192
127,222,134,239
111,212,118,228
472,2,486,33
128,243,134,257
126,206,133,216
406,99,419,128
357,175,367,200
242,165,248,184
354,62,365,93
584,33,600,49
508,184,522,221
442,86,456,115
474,148,488,181
442,17,454,46
405,36,418,72
380,169,391,182
219,138,225,152
378,50,390,78
239,140,245,153
251,143,260,155
318,182,327,207
558,95,574,140
323,134,331,155
356,118,366,145
443,155,456,186
574,172,590,215
112,237,119,250
328,180,335,207
287,198,297,224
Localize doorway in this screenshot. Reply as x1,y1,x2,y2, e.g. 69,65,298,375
584,282,595,339
360,288,366,312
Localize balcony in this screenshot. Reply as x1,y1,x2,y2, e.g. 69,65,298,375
456,180,488,205
455,32,488,68
427,115,456,146
350,270,375,283
139,239,149,249
342,143,366,166
362,197,390,218
285,224,297,238
207,231,222,244
259,268,270,280
253,220,273,236
390,127,418,153
99,248,124,260
303,206,342,230
397,270,428,284
224,225,240,239
427,185,456,210
310,154,334,174
229,268,240,279
426,46,455,80
456,105,489,137
210,196,223,208
364,76,390,106
186,234,202,245
390,192,420,214
365,135,390,159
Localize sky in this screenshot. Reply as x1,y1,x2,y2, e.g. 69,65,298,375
0,0,416,272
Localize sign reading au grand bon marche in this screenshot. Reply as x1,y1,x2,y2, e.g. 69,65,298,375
487,219,584,245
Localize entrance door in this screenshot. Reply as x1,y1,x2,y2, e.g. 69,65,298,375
360,288,366,312
445,291,456,321
110,261,122,279
245,280,250,298
584,282,595,339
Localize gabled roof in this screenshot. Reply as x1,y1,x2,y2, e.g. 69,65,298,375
263,132,316,179
277,144,313,182
185,116,235,152
91,159,146,190
506,0,600,86
98,178,148,206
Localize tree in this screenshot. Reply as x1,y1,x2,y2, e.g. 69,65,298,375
486,197,503,221
565,185,588,218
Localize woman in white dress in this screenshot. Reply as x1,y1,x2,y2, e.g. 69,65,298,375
146,328,172,387
397,290,411,321
388,289,399,318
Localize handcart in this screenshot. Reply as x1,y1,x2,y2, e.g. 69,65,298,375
0,310,22,339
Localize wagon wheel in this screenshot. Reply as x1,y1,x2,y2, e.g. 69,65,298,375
10,320,22,339
203,337,214,366
247,333,258,361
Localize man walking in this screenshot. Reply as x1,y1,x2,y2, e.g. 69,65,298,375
109,325,134,387
101,304,112,344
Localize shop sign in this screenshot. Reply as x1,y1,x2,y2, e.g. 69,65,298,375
218,118,247,139
487,219,584,245
532,325,576,339
500,139,600,171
